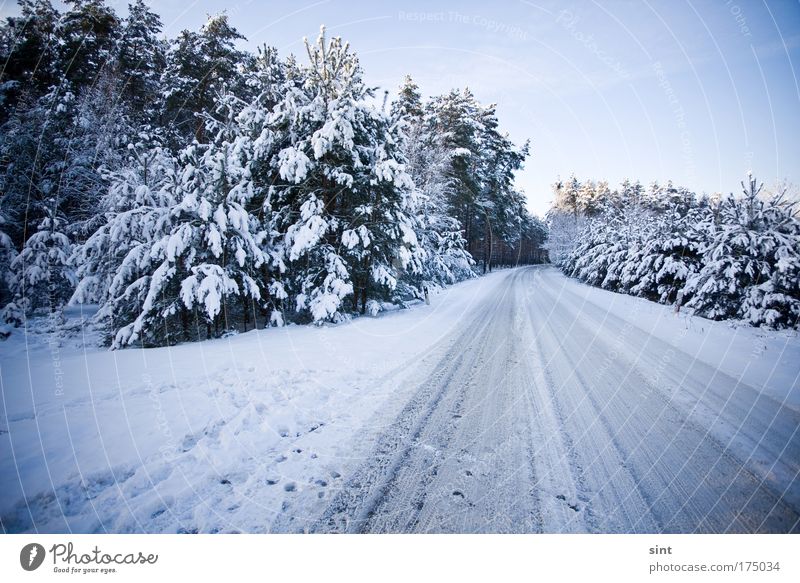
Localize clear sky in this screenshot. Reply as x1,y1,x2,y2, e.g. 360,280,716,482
3,0,799,216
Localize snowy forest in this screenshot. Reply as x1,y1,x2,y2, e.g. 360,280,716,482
0,0,547,348
546,174,800,329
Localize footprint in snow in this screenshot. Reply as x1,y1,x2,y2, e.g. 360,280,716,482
180,434,198,452
556,494,580,512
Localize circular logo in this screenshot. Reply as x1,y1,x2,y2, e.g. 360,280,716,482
20,543,46,571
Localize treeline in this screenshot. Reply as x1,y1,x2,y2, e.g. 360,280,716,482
0,1,546,347
547,175,800,329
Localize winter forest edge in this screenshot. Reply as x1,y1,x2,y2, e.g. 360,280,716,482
0,0,798,353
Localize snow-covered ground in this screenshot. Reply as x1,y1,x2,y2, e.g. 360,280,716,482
1,267,798,533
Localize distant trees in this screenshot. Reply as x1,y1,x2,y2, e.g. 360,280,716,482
423,88,539,273
394,77,474,287
0,3,547,347
552,174,800,329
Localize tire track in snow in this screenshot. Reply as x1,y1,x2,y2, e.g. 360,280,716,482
312,271,537,533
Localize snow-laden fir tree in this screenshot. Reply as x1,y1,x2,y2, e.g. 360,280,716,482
685,174,800,327
59,0,121,90
115,0,166,117
8,211,75,320
0,0,62,121
267,27,423,321
564,202,627,289
110,106,271,347
0,86,84,318
63,74,133,240
160,13,246,143
424,87,530,272
392,75,473,290
625,205,706,303
545,176,589,266
69,136,177,340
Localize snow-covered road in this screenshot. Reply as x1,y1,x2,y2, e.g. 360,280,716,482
306,267,800,533
2,267,798,533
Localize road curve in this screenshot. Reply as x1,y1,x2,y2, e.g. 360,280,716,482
310,267,799,533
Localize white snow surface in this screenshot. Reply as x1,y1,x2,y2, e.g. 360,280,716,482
1,267,798,533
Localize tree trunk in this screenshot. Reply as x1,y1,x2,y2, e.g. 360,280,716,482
484,220,492,274
181,307,190,341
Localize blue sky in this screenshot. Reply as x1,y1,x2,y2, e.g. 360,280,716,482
3,0,799,215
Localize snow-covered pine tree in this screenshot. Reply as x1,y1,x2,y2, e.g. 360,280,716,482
626,205,705,303
424,87,531,271
0,0,62,121
545,177,590,266
8,210,75,319
220,46,292,326
739,189,800,328
0,86,83,318
685,174,800,327
564,210,617,287
393,76,473,289
555,175,582,220
115,0,166,118
473,106,528,272
425,89,484,257
600,204,645,292
70,136,177,339
160,13,246,143
577,179,599,216
111,106,270,347
269,27,422,321
59,0,121,90
62,72,132,241
0,210,19,326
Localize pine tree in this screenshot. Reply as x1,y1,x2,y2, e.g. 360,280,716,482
9,210,75,317
0,211,18,315
116,0,165,117
160,13,246,143
59,0,121,90
392,75,423,119
0,0,62,120
394,76,473,289
685,175,800,326
0,86,80,317
265,27,422,321
70,137,177,338
110,112,271,347
627,205,705,303
424,88,530,271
